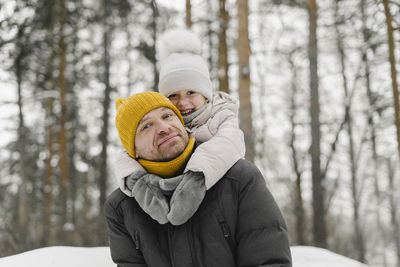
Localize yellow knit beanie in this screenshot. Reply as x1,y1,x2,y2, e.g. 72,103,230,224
115,91,184,158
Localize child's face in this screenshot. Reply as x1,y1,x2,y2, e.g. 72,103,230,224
167,90,206,117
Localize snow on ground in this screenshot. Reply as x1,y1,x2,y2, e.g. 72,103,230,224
0,246,368,267
291,246,368,267
0,247,114,267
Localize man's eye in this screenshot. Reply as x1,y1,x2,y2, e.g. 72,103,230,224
141,124,150,131
163,113,173,119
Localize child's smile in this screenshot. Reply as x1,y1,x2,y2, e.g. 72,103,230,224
167,90,206,117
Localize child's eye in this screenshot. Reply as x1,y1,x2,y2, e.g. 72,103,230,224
168,94,178,99
187,91,196,95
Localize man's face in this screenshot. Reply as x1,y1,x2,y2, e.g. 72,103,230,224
135,107,189,161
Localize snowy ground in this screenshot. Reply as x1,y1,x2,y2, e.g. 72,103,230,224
0,246,368,267
291,246,368,267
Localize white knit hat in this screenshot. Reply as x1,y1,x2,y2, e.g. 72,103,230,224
157,29,213,100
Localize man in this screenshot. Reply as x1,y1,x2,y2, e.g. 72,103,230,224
105,91,292,267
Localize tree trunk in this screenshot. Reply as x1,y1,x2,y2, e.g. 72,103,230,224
68,21,80,242
237,0,255,162
307,0,327,248
288,55,306,245
186,0,192,29
44,95,55,246
387,158,400,266
15,25,28,250
206,0,214,78
98,0,112,245
57,0,70,240
334,1,365,261
361,0,387,265
82,172,91,245
382,0,400,160
43,19,57,246
217,0,230,93
124,16,134,97
150,0,158,91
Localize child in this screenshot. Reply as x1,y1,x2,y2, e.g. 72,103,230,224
114,29,245,225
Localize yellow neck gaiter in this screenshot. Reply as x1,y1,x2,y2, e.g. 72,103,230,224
138,138,195,178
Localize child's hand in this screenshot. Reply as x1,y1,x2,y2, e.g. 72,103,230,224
125,171,148,190
159,176,184,194
167,171,206,225
126,171,170,224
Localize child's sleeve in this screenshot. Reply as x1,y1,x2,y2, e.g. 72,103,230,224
114,150,146,197
184,92,246,189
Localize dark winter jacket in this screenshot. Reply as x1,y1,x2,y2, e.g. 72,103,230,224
105,159,292,267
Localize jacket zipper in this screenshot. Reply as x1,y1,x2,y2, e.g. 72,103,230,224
167,224,176,267
134,230,140,250
219,221,230,238
188,224,198,267
219,219,236,254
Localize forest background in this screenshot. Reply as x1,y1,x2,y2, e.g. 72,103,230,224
0,0,399,266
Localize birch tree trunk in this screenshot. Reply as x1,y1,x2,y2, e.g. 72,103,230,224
218,0,230,93
237,0,255,162
307,0,327,248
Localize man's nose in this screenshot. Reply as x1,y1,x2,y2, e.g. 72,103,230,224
156,120,171,134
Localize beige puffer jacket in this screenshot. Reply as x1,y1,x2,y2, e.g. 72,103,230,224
184,91,245,188
114,91,245,196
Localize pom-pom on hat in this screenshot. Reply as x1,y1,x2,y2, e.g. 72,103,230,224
158,29,213,100
115,91,184,158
